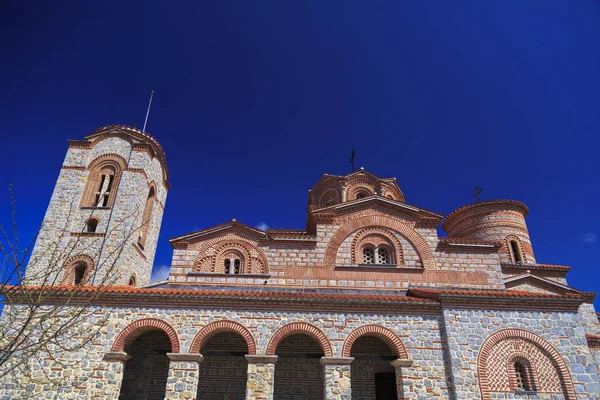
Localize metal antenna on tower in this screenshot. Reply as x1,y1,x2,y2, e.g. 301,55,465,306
142,91,154,132
473,186,482,203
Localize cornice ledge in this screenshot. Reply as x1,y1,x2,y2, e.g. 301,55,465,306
167,353,204,362
103,351,131,362
245,355,278,364
320,357,354,365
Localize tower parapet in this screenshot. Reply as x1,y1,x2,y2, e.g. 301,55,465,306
25,125,169,287
442,200,535,264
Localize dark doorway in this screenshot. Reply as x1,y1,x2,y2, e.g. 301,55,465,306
350,335,400,400
273,334,324,399
119,330,172,400
375,372,397,400
197,332,248,400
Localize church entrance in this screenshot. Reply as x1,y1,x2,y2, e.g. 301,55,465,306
351,336,400,400
375,372,398,399
119,330,172,400
196,332,248,400
273,334,325,399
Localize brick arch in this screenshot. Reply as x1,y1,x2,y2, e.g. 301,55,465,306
111,318,180,353
194,237,269,274
323,215,435,268
342,324,408,359
266,322,333,357
62,254,95,285
477,328,576,400
189,320,256,355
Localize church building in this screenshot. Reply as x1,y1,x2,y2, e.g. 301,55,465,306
2,125,600,399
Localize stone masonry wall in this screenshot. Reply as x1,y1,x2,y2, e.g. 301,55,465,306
25,135,167,288
0,304,448,399
442,308,600,399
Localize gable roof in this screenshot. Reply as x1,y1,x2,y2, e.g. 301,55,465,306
310,195,443,219
169,219,266,245
504,272,581,295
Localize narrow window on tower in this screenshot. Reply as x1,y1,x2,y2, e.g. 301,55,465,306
86,218,98,233
73,262,88,285
224,259,231,274
234,259,241,274
510,240,522,263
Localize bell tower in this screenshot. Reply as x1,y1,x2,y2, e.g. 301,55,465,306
25,125,169,287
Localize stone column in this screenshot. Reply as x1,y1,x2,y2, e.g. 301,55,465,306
164,353,204,400
245,355,277,400
390,358,413,400
320,357,353,400
102,351,131,399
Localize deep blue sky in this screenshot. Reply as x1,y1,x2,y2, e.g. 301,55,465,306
1,2,599,300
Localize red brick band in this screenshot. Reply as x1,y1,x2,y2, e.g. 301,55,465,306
477,328,576,400
266,322,333,357
189,320,257,355
324,215,435,268
111,318,180,353
342,324,409,359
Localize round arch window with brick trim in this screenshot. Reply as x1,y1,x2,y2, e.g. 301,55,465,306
189,320,257,355
342,324,409,359
326,215,434,269
505,235,525,263
81,154,127,208
351,227,404,266
62,254,95,285
194,239,269,275
85,217,99,233
318,187,341,207
266,321,333,357
110,318,180,353
477,329,576,399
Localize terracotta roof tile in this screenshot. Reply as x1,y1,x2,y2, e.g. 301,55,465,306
409,288,583,300
500,263,571,272
2,285,435,304
439,237,502,247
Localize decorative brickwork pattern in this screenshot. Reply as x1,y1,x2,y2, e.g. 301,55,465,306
324,215,434,268
477,328,576,399
193,238,269,275
189,320,257,354
342,324,408,359
266,322,333,356
111,318,180,353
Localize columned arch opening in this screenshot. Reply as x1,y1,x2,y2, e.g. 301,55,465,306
196,331,248,399
119,330,172,400
351,336,399,400
273,334,325,399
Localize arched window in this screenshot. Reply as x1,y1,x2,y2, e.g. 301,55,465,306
128,275,136,287
86,218,98,233
377,246,390,264
81,155,126,209
138,186,156,250
512,360,535,392
73,262,88,285
510,240,522,263
355,189,371,199
363,246,375,264
362,244,394,265
224,257,242,274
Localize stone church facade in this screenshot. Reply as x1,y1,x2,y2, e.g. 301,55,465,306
1,125,600,399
